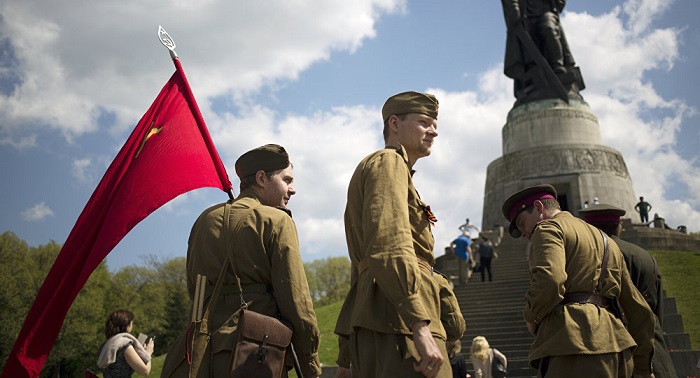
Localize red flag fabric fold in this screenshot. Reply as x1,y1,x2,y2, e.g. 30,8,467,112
1,58,231,377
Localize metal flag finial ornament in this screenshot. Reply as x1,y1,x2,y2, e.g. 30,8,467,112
158,25,178,59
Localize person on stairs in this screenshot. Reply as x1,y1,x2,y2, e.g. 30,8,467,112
469,336,506,378
475,236,496,282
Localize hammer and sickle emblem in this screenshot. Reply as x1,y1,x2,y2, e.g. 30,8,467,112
135,121,164,158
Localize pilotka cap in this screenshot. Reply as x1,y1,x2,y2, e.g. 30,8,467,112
381,91,439,122
235,144,290,179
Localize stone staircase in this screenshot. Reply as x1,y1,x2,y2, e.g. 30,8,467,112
448,235,538,377
438,234,700,378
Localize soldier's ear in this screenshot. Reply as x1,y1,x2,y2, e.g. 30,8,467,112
254,170,267,187
388,115,400,133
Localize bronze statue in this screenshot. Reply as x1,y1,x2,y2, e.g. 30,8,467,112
501,0,585,105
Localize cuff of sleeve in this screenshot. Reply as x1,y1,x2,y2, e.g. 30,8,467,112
397,294,430,328
522,308,540,324
300,352,322,378
632,355,652,374
336,336,351,368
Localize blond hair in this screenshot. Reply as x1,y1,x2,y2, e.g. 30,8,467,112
470,336,490,360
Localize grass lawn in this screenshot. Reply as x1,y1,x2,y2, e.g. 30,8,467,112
650,249,700,349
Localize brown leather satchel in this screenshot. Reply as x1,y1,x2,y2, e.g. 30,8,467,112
229,308,293,378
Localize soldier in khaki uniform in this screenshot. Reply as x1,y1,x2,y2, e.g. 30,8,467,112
162,144,321,378
502,185,655,378
334,92,462,378
579,203,677,377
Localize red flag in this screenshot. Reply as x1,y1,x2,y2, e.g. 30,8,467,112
1,58,232,377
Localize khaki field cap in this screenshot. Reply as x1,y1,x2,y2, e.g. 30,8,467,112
381,91,439,122
578,203,626,223
501,184,557,238
235,144,290,179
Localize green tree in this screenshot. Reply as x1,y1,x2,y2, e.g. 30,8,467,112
305,257,351,306
157,257,190,356
0,232,34,370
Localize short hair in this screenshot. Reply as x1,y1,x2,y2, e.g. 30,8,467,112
382,114,408,143
239,165,292,192
589,221,620,237
104,309,134,339
523,197,561,215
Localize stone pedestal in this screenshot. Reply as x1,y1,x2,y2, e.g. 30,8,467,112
482,99,638,229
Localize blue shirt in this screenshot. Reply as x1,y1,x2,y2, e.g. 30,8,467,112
452,235,471,260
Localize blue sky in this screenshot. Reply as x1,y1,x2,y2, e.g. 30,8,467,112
1,0,698,271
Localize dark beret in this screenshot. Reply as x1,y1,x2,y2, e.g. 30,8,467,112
234,144,290,179
578,203,626,223
501,184,557,238
381,91,439,122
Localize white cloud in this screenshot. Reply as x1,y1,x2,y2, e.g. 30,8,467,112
71,158,91,183
22,202,55,221
0,0,404,141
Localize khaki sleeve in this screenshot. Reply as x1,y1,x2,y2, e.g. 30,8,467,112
618,259,655,374
523,222,568,324
361,152,430,326
437,275,466,342
269,215,322,378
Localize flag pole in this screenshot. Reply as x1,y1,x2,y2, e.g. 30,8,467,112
158,26,235,201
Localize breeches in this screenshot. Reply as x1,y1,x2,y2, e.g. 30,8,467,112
350,327,451,378
537,349,633,378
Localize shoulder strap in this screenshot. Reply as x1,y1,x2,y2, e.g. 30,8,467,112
201,200,258,320
595,229,609,293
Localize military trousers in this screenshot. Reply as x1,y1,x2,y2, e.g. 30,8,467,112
350,327,451,378
537,349,633,378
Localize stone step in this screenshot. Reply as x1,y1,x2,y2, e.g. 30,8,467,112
664,332,692,350
663,313,685,334
663,296,677,315
669,350,700,377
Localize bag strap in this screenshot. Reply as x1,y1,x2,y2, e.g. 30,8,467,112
595,229,609,294
222,200,261,308
201,200,258,323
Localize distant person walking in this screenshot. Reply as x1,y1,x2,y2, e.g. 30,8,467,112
476,236,495,282
635,196,652,223
451,230,474,284
469,336,507,378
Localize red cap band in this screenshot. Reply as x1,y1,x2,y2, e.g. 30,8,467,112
508,193,555,221
583,214,621,223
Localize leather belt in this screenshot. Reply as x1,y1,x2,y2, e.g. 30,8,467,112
560,292,611,308
357,257,433,275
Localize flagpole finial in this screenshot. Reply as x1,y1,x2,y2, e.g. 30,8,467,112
158,25,178,59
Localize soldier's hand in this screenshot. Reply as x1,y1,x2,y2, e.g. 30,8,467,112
335,367,351,378
526,321,538,336
411,321,443,378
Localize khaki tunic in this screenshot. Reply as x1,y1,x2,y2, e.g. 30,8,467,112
162,191,321,378
334,146,455,376
525,212,654,374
